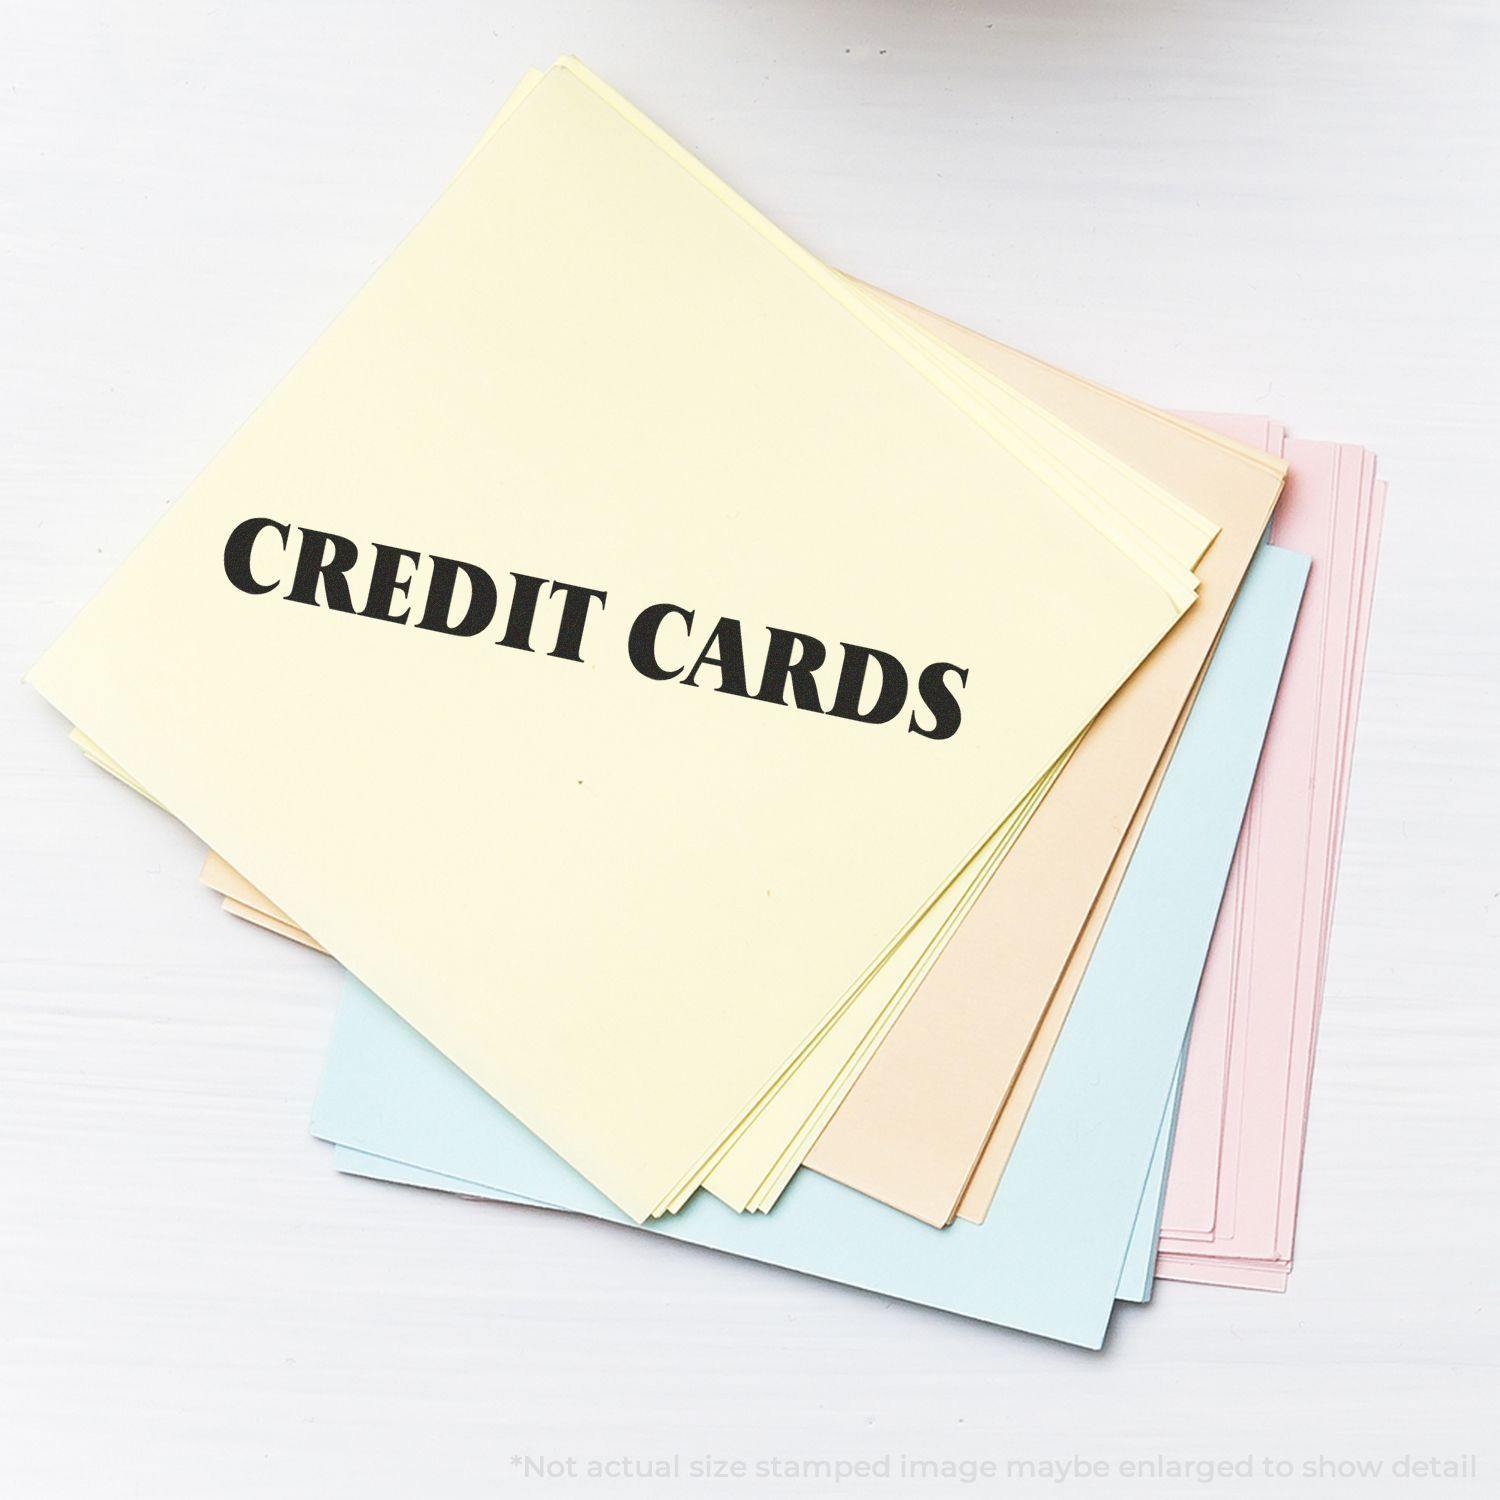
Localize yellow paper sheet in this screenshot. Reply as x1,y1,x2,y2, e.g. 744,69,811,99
31,60,1200,1220
70,269,1259,1224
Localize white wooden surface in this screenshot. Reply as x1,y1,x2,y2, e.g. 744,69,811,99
3,4,1496,1496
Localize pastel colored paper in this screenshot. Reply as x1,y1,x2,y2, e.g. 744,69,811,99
27,59,1208,1221
307,541,1306,1347
1153,451,1385,1287
1106,446,1382,1299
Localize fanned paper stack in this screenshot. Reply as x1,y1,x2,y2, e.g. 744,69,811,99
32,59,1384,1348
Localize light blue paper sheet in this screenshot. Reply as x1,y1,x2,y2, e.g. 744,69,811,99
1115,1047,1188,1302
312,543,1308,1347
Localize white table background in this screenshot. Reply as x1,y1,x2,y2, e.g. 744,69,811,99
3,4,1496,1496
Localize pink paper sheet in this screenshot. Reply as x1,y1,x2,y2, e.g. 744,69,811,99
1154,436,1384,1286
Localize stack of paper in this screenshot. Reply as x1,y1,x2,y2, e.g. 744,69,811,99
32,59,1384,1348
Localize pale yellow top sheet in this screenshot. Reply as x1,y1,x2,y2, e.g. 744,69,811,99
30,61,1194,1219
